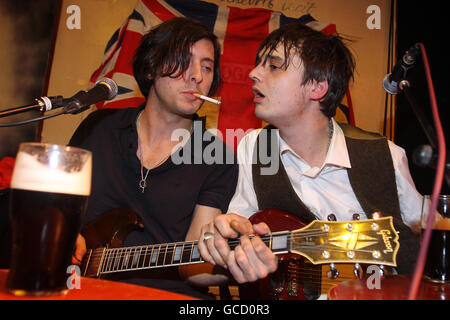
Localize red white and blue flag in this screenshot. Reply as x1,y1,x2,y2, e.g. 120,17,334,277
90,0,354,147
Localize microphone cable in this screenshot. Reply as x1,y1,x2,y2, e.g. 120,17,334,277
408,42,447,300
0,110,66,128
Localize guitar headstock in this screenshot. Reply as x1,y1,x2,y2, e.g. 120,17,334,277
291,217,399,266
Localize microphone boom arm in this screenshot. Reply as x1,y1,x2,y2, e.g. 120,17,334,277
400,81,438,149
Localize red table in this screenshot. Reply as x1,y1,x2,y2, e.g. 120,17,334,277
0,269,197,300
328,274,450,300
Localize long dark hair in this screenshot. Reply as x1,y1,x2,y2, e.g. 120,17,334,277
256,23,355,118
133,17,221,98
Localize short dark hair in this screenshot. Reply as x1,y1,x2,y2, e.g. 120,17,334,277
133,17,221,98
256,23,355,118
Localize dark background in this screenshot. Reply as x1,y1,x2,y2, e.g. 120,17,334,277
0,0,60,267
394,2,449,195
0,1,60,158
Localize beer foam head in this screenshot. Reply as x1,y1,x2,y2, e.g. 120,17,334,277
11,144,91,196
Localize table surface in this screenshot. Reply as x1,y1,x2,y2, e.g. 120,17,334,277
0,269,197,300
328,274,450,300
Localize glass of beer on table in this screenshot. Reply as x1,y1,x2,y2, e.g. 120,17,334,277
6,143,91,296
421,195,450,283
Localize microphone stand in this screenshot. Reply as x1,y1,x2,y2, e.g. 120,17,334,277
398,80,438,149
0,96,65,119
0,78,117,127
0,95,88,128
399,80,450,189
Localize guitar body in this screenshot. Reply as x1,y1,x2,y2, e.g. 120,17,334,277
240,209,321,300
80,208,145,279
81,208,144,249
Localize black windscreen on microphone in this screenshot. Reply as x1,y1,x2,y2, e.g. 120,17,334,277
63,78,118,114
383,43,421,95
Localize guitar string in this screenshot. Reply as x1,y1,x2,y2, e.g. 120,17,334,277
84,227,387,260
82,229,388,263
84,247,383,267
84,250,372,289
82,231,389,272
82,239,380,288
80,233,319,265
84,254,370,284
88,247,381,272
90,243,380,261
81,228,324,262
85,245,386,275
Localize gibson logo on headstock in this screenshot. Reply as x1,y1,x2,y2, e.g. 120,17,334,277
377,230,393,253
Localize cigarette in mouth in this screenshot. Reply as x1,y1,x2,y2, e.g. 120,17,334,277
193,93,221,105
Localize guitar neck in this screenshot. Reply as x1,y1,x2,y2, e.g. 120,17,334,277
81,215,397,278
81,232,292,278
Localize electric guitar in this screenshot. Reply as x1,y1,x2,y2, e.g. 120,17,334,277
79,208,399,299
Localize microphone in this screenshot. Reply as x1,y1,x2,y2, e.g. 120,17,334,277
0,78,118,126
63,78,118,114
413,144,450,170
383,43,421,94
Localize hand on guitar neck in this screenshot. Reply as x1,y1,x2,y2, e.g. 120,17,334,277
72,234,87,265
197,213,279,284
71,210,279,285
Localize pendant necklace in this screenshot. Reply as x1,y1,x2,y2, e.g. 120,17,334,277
136,111,169,193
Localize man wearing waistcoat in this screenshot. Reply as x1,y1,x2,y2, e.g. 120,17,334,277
198,22,422,285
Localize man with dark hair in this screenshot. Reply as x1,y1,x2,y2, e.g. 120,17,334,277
70,17,237,299
198,22,422,286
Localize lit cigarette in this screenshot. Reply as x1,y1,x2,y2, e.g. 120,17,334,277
193,93,221,105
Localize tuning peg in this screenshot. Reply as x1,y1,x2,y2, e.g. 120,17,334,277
352,213,360,220
327,214,337,221
327,263,340,279
379,265,386,279
353,263,362,279
371,211,382,219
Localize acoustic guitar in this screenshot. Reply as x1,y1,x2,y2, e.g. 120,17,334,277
79,208,399,299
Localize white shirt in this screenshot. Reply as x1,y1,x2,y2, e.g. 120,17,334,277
228,119,423,232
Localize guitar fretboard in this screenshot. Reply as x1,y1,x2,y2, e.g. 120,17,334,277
82,231,292,277
100,241,203,275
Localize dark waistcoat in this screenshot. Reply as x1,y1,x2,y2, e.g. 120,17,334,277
251,124,419,273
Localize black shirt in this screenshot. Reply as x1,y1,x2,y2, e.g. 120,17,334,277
69,104,238,298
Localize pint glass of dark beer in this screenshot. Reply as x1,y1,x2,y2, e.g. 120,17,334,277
6,143,91,296
421,195,450,283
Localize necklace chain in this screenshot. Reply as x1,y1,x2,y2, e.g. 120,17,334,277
136,110,169,193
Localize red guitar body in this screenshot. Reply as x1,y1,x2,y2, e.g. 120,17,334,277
239,209,322,300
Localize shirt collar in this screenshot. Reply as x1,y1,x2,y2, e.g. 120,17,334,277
118,103,146,129
278,118,351,169
325,118,351,168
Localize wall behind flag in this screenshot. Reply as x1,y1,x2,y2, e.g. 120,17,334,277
0,1,59,159
40,0,392,146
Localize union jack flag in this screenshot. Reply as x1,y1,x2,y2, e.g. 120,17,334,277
90,0,354,148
